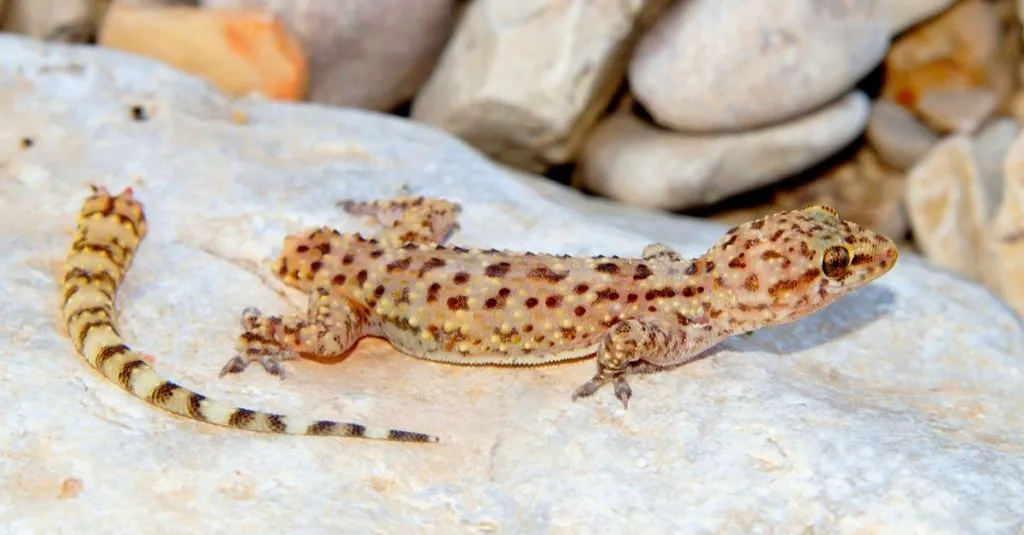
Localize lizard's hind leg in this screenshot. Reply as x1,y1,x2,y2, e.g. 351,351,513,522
220,290,373,378
339,195,462,246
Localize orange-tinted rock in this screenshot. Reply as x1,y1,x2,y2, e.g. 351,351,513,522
98,4,307,101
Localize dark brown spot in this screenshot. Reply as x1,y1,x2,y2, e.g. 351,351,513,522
266,414,287,433
768,268,821,297
148,381,178,405
525,297,539,308
728,255,746,269
316,242,331,254
485,298,499,309
386,257,412,272
800,241,814,259
94,343,129,368
744,274,760,291
632,264,652,280
369,249,384,259
704,261,715,274
485,262,511,278
627,293,638,303
130,105,148,121
296,244,309,253
395,287,411,304
685,263,698,275
574,306,586,316
528,266,569,283
560,326,577,340
356,270,368,286
447,295,469,311
722,235,738,248
20,137,33,149
750,219,765,230
742,239,757,250
331,274,346,285
682,286,695,298
648,306,657,312
426,282,441,302
309,260,323,274
851,253,873,266
453,271,471,285
117,359,146,388
342,254,355,265
306,420,338,435
418,257,446,276
499,288,511,297
595,262,620,274
770,229,785,241
545,295,562,308
524,324,534,332
575,284,590,294
595,288,619,303
229,408,256,428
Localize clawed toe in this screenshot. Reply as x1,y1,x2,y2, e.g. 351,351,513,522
218,355,249,377
571,374,633,409
613,377,632,409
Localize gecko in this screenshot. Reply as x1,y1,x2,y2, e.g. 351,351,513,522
62,186,898,443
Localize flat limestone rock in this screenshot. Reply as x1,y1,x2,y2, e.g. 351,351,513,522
2,36,1024,533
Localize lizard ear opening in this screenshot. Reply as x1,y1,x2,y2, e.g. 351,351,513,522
821,245,851,279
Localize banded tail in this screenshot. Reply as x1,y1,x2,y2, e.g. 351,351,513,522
61,186,438,443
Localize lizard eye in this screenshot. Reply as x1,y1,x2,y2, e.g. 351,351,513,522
821,245,851,279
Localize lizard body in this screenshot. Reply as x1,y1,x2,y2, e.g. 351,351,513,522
62,188,898,443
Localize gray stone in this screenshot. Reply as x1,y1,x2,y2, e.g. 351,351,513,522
2,35,1024,533
575,91,870,211
628,0,889,131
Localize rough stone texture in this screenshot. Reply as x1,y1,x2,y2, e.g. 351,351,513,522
2,36,1024,533
866,98,939,170
989,131,1024,317
575,91,870,211
880,0,955,35
627,0,889,132
201,0,456,111
411,0,669,171
905,134,1008,282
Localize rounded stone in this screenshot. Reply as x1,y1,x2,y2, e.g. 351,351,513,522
576,91,871,211
627,0,889,132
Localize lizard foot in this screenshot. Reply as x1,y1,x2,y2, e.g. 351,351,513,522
220,306,299,378
571,374,632,409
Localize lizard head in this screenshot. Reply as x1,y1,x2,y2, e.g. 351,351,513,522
707,204,899,326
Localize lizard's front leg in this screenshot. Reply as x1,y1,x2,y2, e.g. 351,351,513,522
220,289,373,378
572,314,720,408
572,317,681,408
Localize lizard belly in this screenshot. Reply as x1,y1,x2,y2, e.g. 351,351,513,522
377,318,602,366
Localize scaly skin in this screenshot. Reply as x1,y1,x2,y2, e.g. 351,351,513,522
61,186,437,443
225,195,899,415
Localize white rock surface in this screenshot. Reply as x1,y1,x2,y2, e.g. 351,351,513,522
2,36,1024,533
628,0,889,132
576,91,871,211
411,0,666,170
